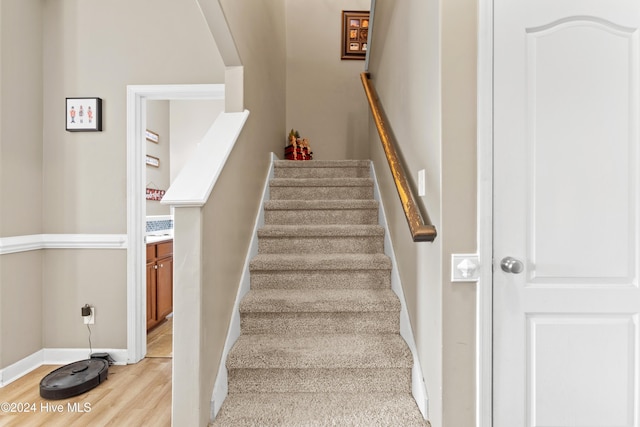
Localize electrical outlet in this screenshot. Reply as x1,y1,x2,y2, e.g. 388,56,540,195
83,307,95,325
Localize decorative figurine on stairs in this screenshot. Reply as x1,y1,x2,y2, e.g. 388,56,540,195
285,129,313,160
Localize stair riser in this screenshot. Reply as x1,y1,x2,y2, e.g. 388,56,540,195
240,312,399,335
258,236,384,254
270,186,373,200
227,368,412,393
274,167,370,179
250,270,391,290
264,209,378,225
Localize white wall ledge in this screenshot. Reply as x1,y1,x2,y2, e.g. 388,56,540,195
161,110,250,207
0,234,127,255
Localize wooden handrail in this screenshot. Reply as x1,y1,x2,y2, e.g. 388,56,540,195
360,72,437,242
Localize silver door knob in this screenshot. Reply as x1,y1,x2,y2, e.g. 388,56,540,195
500,257,524,274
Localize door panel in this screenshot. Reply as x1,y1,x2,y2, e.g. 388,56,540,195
528,314,637,427
493,1,640,426
527,18,638,285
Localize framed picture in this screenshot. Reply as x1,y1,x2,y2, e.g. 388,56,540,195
146,129,159,143
146,155,160,168
66,97,102,131
341,10,369,60
146,188,166,201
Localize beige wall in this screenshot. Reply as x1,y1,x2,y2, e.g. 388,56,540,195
0,0,226,369
285,0,370,160
170,100,225,183
42,0,224,234
43,250,128,349
0,0,44,368
199,0,286,423
146,101,171,216
1,252,43,367
442,0,478,423
368,0,477,425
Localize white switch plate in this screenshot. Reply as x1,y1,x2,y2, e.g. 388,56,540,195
451,253,480,282
418,169,425,196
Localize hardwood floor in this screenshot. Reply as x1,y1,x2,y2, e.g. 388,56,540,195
0,358,171,427
147,317,173,358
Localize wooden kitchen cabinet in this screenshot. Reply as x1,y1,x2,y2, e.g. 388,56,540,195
146,240,173,331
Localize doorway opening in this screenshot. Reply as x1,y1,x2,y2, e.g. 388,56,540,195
126,84,225,364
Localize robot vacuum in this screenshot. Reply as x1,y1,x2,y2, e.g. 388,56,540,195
40,359,108,400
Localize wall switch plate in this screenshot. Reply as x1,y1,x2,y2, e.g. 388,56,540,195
83,307,95,325
451,253,480,282
418,169,426,196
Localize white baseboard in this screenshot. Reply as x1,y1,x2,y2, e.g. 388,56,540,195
210,152,277,420
370,162,430,420
0,348,128,387
0,349,44,387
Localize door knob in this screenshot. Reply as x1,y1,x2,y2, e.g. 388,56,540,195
500,257,524,274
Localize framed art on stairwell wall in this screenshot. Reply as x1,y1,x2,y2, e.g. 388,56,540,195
341,10,369,60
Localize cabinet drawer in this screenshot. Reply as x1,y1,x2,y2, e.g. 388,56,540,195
157,241,173,258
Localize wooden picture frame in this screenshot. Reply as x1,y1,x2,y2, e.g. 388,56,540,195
341,10,369,60
146,155,160,168
146,129,159,143
66,97,102,131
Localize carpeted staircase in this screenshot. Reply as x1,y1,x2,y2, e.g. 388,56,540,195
212,160,428,426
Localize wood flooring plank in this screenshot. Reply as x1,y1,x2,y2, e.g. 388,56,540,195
0,358,171,427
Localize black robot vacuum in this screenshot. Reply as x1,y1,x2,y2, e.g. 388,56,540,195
40,358,109,400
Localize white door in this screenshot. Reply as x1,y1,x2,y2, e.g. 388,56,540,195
493,1,640,426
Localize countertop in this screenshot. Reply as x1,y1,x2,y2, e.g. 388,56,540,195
146,234,173,244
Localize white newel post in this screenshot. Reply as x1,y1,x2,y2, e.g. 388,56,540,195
171,206,205,426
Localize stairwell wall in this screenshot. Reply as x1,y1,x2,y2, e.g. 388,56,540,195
200,0,286,424
367,0,478,426
285,0,371,160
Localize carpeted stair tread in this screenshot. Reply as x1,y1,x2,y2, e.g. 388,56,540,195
270,177,373,187
250,269,391,290
258,224,384,237
211,392,429,426
213,159,427,424
239,289,400,313
264,199,379,210
274,160,371,178
227,334,412,369
250,253,391,271
264,199,379,226
274,159,371,168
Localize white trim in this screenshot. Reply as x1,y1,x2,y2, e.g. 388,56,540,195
0,234,127,255
126,84,226,365
0,350,43,387
477,0,494,425
211,153,277,420
0,348,127,387
370,162,429,420
146,215,173,222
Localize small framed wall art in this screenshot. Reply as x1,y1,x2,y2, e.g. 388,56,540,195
341,10,369,60
146,155,160,168
146,129,159,143
66,97,102,132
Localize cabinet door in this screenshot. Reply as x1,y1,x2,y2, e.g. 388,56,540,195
156,256,173,321
146,261,157,330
